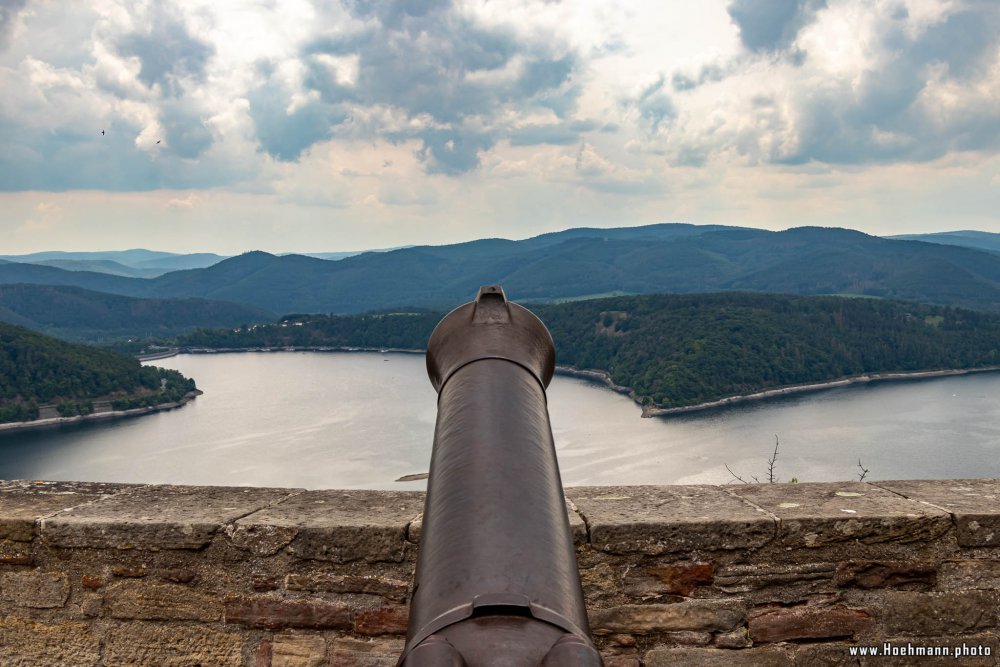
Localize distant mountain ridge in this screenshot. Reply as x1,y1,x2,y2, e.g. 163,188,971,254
0,250,230,279
0,284,275,342
887,231,1000,255
0,246,410,277
3,224,1000,315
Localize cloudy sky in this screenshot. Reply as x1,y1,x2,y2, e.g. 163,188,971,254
1,0,998,254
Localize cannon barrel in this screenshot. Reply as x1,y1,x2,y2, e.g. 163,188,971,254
398,286,603,667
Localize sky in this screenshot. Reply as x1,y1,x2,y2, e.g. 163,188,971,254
1,0,998,254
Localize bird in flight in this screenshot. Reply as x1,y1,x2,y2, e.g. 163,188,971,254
156,140,161,144
101,130,105,135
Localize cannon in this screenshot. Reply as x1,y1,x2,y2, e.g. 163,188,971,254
398,286,604,666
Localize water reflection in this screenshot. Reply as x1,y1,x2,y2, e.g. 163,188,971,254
0,352,998,489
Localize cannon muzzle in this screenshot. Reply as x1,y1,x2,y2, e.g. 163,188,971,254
399,286,603,666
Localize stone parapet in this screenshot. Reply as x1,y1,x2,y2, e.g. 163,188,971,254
1,478,998,666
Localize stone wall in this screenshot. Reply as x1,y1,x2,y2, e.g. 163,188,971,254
1,478,998,666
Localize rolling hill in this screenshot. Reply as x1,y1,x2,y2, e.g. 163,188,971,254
0,284,275,341
178,292,1000,411
4,224,1000,315
0,250,229,278
887,231,1000,255
0,321,196,423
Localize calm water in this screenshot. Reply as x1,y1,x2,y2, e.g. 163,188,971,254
1,352,998,489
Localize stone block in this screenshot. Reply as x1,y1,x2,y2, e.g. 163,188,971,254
102,621,242,666
0,614,100,666
354,605,409,635
579,562,633,602
0,480,133,542
160,568,196,584
601,652,641,667
564,496,588,545
43,484,300,549
645,647,793,667
882,590,1000,636
253,575,281,592
662,630,713,645
234,490,424,563
567,486,776,554
938,559,1000,591
81,592,102,617
104,580,221,621
285,573,409,602
328,637,404,667
224,595,352,630
0,570,69,608
642,562,714,596
834,560,936,589
729,482,950,548
406,513,422,543
256,639,272,667
0,542,33,566
749,604,875,643
589,600,746,635
715,627,753,648
607,634,637,647
271,631,327,667
874,479,1000,547
715,562,835,599
227,522,299,556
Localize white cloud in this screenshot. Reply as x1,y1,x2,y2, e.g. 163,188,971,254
167,193,197,209
0,0,997,252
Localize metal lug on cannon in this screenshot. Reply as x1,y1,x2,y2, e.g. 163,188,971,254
402,635,467,666
540,635,605,667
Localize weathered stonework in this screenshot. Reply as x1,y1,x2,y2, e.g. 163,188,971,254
102,621,243,667
0,615,100,666
567,485,777,554
1,570,70,608
0,479,998,666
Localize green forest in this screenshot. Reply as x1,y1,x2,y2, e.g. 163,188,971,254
0,321,196,424
176,292,1000,410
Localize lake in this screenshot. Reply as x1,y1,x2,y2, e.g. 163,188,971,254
1,351,998,489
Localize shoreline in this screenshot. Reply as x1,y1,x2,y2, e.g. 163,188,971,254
0,390,203,435
161,347,1000,420
136,348,181,361
554,364,1000,418
179,345,424,355
644,366,1000,417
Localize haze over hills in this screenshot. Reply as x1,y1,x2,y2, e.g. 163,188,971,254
3,224,1000,316
887,231,1000,255
25,259,165,279
0,246,410,278
0,250,230,278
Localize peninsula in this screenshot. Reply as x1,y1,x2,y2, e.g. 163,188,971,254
174,292,1000,415
0,321,198,429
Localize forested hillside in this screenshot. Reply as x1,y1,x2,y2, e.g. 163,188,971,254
7,225,1000,314
533,294,1000,407
176,293,1000,410
0,322,196,424
0,284,275,342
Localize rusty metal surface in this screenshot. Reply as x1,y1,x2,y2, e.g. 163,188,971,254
400,286,603,666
